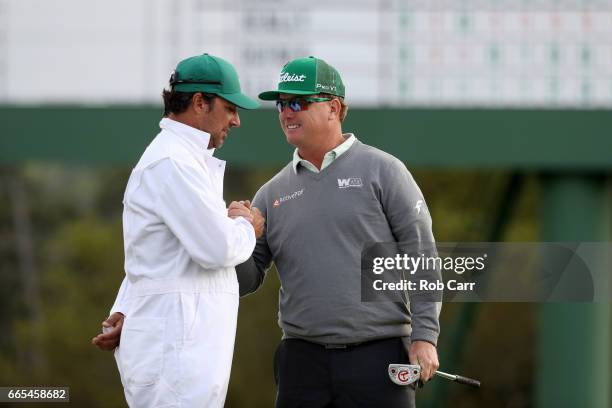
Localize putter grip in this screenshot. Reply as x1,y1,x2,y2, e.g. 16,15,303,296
454,375,480,388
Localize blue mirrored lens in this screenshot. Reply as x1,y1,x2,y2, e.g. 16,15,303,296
276,100,303,113
289,100,302,112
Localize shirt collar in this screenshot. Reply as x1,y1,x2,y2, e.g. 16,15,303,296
159,117,215,156
292,133,356,174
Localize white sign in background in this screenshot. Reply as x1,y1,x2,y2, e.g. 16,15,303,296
0,0,610,107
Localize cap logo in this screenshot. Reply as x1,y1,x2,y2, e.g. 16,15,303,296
280,72,306,83
316,83,336,92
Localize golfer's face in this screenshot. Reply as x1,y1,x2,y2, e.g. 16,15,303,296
278,94,330,147
207,97,240,149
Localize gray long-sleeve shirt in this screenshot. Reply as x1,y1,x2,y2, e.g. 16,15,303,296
237,139,441,345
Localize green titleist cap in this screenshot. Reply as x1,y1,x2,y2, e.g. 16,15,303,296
258,56,345,100
170,53,260,109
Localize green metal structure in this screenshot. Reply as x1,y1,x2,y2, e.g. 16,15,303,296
1,106,611,406
538,175,610,407
2,107,612,168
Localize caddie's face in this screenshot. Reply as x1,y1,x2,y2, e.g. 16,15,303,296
204,97,240,149
278,93,330,148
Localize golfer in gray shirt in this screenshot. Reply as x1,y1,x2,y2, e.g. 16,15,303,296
231,56,441,408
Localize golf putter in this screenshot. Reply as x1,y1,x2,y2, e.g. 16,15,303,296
388,364,481,388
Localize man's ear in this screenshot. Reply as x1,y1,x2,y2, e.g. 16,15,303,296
329,98,341,120
191,93,202,113
192,93,210,114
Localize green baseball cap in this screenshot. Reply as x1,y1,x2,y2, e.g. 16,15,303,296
170,53,260,110
258,56,345,100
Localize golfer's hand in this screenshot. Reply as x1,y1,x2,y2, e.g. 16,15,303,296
228,201,253,222
250,207,265,238
91,312,124,351
409,340,439,382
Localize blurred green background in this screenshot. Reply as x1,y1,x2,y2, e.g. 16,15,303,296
0,165,536,408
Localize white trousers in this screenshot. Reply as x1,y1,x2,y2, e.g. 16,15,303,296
115,291,239,407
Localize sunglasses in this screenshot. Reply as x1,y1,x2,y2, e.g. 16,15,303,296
275,97,332,113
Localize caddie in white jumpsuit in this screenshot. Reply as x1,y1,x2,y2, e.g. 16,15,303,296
103,53,262,407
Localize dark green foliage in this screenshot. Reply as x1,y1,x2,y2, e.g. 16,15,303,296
0,165,540,407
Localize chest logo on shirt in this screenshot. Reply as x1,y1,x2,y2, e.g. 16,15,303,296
273,188,304,207
337,178,363,189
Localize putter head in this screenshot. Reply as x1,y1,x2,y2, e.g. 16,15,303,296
388,364,421,386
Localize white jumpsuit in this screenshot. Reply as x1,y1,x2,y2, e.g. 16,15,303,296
110,118,256,407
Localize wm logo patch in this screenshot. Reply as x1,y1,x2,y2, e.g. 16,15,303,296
337,178,363,189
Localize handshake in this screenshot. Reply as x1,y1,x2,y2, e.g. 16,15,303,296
228,200,265,238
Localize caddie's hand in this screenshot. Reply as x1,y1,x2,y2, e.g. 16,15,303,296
91,312,124,351
228,201,253,222
409,340,439,382
250,207,265,238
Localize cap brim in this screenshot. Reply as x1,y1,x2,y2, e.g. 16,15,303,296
218,92,261,110
258,89,318,101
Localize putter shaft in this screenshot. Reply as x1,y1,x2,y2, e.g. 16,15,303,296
434,370,456,381
436,370,481,387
